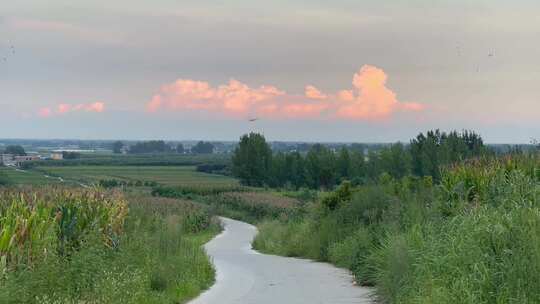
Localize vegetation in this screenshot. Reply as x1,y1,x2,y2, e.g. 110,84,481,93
128,140,173,154
98,179,159,188
176,143,185,154
153,186,301,223
0,167,61,185
22,153,229,168
232,130,489,189
37,165,238,187
0,187,219,303
232,133,272,187
112,141,124,154
1,131,535,304
3,145,26,156
253,154,540,303
204,191,301,222
0,171,8,185
191,141,215,154
62,151,81,159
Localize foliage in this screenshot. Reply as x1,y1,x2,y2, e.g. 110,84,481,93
128,140,172,154
233,130,488,190
321,181,352,210
410,129,487,180
176,143,185,154
190,141,214,154
0,188,220,303
253,153,540,303
152,185,301,223
62,151,81,160
196,163,230,175
0,188,127,268
152,184,250,197
204,192,301,223
98,179,158,188
112,141,124,154
3,145,26,156
232,133,272,186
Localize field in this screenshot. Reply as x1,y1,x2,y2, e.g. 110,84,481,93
0,187,219,303
35,165,239,187
0,167,61,185
26,153,231,167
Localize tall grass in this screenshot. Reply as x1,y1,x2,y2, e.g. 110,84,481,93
0,187,219,303
152,185,303,223
254,154,540,303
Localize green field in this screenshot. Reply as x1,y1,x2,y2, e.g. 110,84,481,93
0,167,60,185
37,165,239,187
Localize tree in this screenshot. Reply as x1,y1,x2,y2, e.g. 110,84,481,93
305,144,337,189
176,143,185,154
337,147,351,180
4,145,26,156
268,152,287,187
62,151,81,159
410,129,487,180
129,140,171,154
191,141,214,154
379,142,411,179
232,133,272,186
112,141,124,154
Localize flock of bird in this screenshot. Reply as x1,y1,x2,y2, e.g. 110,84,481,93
1,45,15,63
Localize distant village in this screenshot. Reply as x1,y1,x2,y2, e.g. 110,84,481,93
1,151,65,167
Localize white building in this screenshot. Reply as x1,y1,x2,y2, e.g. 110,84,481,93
51,152,64,160
1,154,15,166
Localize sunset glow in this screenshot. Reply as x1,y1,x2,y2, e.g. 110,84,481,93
38,102,105,117
2,0,539,142
147,65,423,121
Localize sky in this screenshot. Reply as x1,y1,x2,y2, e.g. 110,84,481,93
1,0,539,143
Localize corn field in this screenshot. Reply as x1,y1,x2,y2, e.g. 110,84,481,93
0,187,128,273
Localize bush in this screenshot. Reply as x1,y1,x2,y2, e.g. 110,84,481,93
253,154,540,303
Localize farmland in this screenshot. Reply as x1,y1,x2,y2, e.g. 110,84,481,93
0,167,61,185
36,165,239,187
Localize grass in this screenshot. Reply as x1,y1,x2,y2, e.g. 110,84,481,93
152,184,303,223
253,154,540,303
0,187,220,303
24,153,231,168
37,165,239,187
0,167,61,185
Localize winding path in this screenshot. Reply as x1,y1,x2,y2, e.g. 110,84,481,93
190,217,374,304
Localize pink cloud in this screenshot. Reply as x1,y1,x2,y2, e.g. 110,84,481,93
148,65,425,121
38,102,105,118
147,79,284,116
38,107,52,118
305,85,327,99
335,65,424,120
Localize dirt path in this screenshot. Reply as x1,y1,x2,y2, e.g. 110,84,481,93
190,217,374,304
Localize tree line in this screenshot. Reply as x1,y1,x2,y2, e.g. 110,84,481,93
232,130,490,189
114,140,215,154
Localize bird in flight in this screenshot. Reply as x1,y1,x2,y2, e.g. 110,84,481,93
248,118,259,122
1,44,15,63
